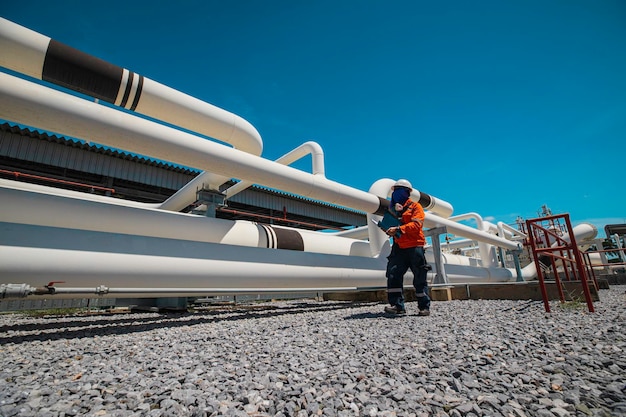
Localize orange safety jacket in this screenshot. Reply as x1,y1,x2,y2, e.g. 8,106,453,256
394,199,426,248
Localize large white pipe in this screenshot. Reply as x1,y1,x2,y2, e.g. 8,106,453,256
0,245,525,299
0,185,373,257
0,73,382,213
0,237,521,299
0,72,459,219
0,17,263,156
497,221,527,241
0,245,387,299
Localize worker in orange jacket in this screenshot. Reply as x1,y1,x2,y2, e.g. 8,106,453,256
383,179,431,316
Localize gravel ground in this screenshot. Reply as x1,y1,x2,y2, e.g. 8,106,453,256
0,286,624,417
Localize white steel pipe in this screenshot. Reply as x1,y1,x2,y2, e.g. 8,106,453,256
0,245,387,298
0,245,525,299
0,17,263,156
0,73,386,214
0,73,457,218
0,186,373,257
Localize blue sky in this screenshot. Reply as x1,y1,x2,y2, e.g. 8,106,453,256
2,1,625,237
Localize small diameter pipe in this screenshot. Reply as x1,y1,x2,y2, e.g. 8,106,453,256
447,212,497,268
225,141,326,199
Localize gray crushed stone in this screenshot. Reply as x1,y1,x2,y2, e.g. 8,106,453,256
0,286,624,417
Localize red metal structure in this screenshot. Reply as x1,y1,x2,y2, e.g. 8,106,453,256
525,214,595,313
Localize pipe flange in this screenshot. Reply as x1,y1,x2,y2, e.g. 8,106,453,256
0,283,34,299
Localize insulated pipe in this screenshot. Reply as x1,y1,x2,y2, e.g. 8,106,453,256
367,178,396,257
0,245,387,299
0,73,458,218
0,73,384,214
0,17,263,156
158,135,326,211
0,187,374,258
0,246,523,300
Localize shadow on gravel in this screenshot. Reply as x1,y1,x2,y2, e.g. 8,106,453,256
343,311,388,320
0,301,380,345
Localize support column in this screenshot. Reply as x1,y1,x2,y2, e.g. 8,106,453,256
425,226,448,285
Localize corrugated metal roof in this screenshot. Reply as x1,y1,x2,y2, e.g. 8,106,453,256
0,123,197,174
0,122,197,189
0,122,367,225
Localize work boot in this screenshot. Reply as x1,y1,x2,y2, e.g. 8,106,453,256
417,309,430,316
384,305,407,315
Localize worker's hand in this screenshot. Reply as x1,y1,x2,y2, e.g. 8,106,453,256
386,227,398,236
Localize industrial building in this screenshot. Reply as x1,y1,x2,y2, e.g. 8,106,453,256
0,122,367,231
0,121,367,311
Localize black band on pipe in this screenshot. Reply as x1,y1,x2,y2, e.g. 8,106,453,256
119,71,134,108
42,39,123,103
418,192,432,209
129,75,144,111
538,255,552,268
374,197,389,216
271,227,304,251
260,224,274,249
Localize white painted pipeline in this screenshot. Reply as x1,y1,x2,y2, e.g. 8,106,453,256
0,245,387,299
560,223,598,246
0,73,376,213
0,73,457,218
224,141,326,199
0,185,373,257
157,129,327,211
447,212,498,268
0,237,520,299
331,226,370,240
0,17,263,156
424,213,520,251
367,178,395,257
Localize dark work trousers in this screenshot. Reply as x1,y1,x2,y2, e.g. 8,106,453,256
386,244,431,311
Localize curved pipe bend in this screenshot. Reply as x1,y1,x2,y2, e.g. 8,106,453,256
224,141,326,199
